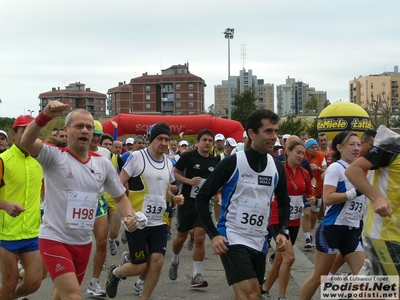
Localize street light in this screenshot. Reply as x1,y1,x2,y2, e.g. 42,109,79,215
28,109,34,116
224,28,234,119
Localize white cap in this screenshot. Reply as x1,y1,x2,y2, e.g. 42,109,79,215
274,138,283,148
225,137,238,147
282,134,290,139
125,137,134,145
179,140,189,147
215,133,225,141
0,130,8,140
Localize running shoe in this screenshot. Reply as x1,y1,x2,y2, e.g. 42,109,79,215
187,237,194,251
18,261,24,282
119,251,129,280
133,281,144,296
109,238,118,256
120,251,130,265
304,238,313,249
268,253,275,265
169,260,179,280
190,273,208,288
260,291,271,300
121,231,127,244
105,265,120,298
87,280,106,297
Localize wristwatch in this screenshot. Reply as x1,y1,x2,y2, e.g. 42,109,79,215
279,228,290,240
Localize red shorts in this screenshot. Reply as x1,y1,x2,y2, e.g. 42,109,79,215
39,238,92,284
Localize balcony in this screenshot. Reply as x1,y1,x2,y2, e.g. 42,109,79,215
162,105,174,112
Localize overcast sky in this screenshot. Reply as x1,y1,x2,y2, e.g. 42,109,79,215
0,1,399,118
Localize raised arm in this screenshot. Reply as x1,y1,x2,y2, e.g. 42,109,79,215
21,100,68,157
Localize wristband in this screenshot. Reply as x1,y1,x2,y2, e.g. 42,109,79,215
35,111,52,127
346,188,357,201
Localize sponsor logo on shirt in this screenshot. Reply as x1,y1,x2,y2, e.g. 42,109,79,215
193,164,200,169
258,175,272,186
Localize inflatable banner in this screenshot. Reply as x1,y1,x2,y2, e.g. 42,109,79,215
102,114,245,142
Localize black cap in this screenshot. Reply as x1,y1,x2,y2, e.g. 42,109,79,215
332,131,352,152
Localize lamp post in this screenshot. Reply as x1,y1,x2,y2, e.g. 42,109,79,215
28,109,34,116
224,28,234,119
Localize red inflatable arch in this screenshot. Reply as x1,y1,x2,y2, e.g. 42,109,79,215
102,114,245,142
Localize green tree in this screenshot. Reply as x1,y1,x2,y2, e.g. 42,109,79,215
231,89,257,127
206,104,216,115
278,115,317,138
304,95,318,113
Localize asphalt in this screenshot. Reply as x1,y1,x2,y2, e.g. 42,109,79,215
8,224,351,300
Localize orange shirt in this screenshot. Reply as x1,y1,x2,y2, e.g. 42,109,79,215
304,151,326,197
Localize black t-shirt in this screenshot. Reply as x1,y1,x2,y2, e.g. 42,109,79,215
175,150,220,201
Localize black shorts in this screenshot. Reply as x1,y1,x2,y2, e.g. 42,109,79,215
316,224,361,257
268,224,299,246
177,201,204,232
220,244,266,286
126,224,168,265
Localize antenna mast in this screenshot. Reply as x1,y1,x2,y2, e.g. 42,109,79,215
241,43,246,70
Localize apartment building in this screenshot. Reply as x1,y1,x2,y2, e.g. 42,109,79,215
349,65,400,112
214,68,274,116
38,82,107,118
277,76,326,117
107,63,206,116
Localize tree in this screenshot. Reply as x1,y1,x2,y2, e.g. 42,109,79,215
278,115,318,138
231,89,257,127
206,104,216,116
304,95,318,113
366,92,399,129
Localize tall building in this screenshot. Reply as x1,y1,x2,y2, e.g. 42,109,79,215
107,63,206,116
257,80,274,111
214,77,238,116
214,68,274,116
38,82,107,118
349,65,399,112
277,76,326,117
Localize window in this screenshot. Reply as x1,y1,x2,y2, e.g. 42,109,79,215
176,84,181,90
146,94,151,100
371,83,374,89
176,102,181,108
382,82,386,87
189,102,194,108
189,93,193,99
176,93,181,99
146,103,151,109
188,84,193,89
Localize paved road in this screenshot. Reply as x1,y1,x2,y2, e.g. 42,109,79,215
9,224,351,299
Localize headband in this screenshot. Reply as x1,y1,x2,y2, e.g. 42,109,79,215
149,127,170,143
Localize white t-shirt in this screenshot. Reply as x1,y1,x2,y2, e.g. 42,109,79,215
37,144,125,245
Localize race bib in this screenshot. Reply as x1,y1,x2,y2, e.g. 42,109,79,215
190,178,206,198
66,191,98,230
142,194,166,223
289,195,304,220
235,197,269,236
343,196,364,221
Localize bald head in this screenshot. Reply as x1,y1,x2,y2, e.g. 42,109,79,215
285,135,300,148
